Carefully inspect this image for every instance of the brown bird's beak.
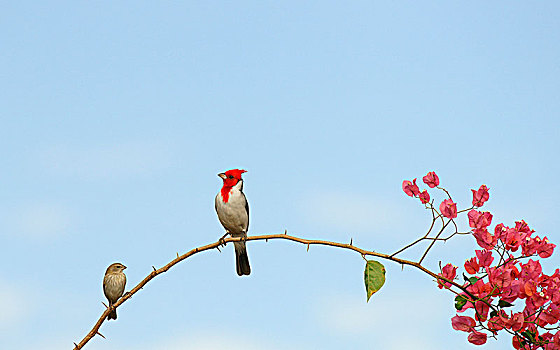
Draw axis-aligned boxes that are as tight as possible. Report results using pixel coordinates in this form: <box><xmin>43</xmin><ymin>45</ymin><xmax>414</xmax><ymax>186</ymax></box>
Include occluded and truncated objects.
<box><xmin>122</xmin><ymin>265</ymin><xmax>127</xmax><ymax>270</ymax></box>
<box><xmin>218</xmin><ymin>173</ymin><xmax>227</xmax><ymax>180</ymax></box>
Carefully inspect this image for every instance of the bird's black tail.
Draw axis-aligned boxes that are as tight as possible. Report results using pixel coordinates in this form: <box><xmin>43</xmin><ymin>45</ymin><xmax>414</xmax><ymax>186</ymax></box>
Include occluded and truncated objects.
<box><xmin>234</xmin><ymin>241</ymin><xmax>251</xmax><ymax>276</ymax></box>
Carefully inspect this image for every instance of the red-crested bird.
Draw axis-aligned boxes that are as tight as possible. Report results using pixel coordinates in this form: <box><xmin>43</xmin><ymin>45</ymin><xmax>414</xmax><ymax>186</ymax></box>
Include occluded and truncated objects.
<box><xmin>215</xmin><ymin>169</ymin><xmax>251</xmax><ymax>276</ymax></box>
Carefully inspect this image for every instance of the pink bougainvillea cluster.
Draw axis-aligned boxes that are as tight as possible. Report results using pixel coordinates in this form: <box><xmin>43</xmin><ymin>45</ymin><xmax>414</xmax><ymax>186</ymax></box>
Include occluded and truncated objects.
<box><xmin>402</xmin><ymin>172</ymin><xmax>559</xmax><ymax>349</ymax></box>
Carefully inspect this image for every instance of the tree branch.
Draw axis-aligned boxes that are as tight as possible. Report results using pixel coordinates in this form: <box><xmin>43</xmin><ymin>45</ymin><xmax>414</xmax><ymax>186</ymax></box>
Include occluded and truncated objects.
<box><xmin>72</xmin><ymin>233</ymin><xmax>484</xmax><ymax>349</ymax></box>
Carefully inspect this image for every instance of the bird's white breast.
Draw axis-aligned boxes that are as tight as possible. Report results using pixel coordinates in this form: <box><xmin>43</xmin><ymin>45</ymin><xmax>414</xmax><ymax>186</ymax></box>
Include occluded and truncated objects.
<box><xmin>215</xmin><ymin>184</ymin><xmax>248</xmax><ymax>235</ymax></box>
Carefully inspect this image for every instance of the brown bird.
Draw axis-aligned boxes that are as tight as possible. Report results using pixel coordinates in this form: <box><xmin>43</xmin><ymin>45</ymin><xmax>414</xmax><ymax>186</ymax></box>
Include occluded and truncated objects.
<box><xmin>103</xmin><ymin>262</ymin><xmax>127</xmax><ymax>320</ymax></box>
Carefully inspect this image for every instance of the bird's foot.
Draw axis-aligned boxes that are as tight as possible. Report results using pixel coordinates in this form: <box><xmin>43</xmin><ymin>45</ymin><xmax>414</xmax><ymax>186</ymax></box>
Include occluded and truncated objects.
<box><xmin>218</xmin><ymin>232</ymin><xmax>229</xmax><ymax>247</ymax></box>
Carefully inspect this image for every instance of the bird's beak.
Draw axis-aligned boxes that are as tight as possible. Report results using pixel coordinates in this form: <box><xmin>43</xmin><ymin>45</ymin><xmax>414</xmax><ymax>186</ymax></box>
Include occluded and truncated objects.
<box><xmin>218</xmin><ymin>173</ymin><xmax>227</xmax><ymax>180</ymax></box>
<box><xmin>123</xmin><ymin>265</ymin><xmax>127</xmax><ymax>270</ymax></box>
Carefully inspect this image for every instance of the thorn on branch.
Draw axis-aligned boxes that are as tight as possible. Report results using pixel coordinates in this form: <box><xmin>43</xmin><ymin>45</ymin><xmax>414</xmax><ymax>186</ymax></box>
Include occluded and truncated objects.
<box><xmin>284</xmin><ymin>229</ymin><xmax>287</xmax><ymax>235</ymax></box>
<box><xmin>306</xmin><ymin>244</ymin><xmax>310</xmax><ymax>252</ymax></box>
<box><xmin>74</xmin><ymin>342</ymin><xmax>78</xmax><ymax>348</ymax></box>
<box><xmin>152</xmin><ymin>266</ymin><xmax>157</xmax><ymax>272</ymax></box>
<box><xmin>216</xmin><ymin>246</ymin><xmax>221</xmax><ymax>252</ymax></box>
<box><xmin>102</xmin><ymin>301</ymin><xmax>108</xmax><ymax>308</ymax></box>
<box><xmin>265</xmin><ymin>238</ymin><xmax>268</xmax><ymax>242</ymax></box>
<box><xmin>177</xmin><ymin>252</ymin><xmax>179</xmax><ymax>258</ymax></box>
<box><xmin>350</xmin><ymin>238</ymin><xmax>353</xmax><ymax>246</ymax></box>
<box><xmin>96</xmin><ymin>331</ymin><xmax>106</xmax><ymax>339</ymax></box>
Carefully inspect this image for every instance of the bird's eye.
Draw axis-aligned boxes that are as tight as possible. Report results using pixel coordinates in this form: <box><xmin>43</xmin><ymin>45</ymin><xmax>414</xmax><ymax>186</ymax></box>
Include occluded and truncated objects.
<box><xmin>228</xmin><ymin>175</ymin><xmax>234</xmax><ymax>179</ymax></box>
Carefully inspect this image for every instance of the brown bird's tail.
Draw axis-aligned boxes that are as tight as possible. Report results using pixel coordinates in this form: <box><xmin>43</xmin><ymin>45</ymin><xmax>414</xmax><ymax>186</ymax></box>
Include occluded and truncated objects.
<box><xmin>234</xmin><ymin>241</ymin><xmax>251</xmax><ymax>276</ymax></box>
<box><xmin>107</xmin><ymin>303</ymin><xmax>118</xmax><ymax>320</ymax></box>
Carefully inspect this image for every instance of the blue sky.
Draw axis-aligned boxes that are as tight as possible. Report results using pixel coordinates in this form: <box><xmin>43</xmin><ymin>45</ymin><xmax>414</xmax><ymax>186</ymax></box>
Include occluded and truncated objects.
<box><xmin>1</xmin><ymin>2</ymin><xmax>559</xmax><ymax>349</ymax></box>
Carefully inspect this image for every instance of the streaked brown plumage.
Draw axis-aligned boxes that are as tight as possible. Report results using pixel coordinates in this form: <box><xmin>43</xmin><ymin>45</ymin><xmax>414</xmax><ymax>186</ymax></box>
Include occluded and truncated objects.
<box><xmin>103</xmin><ymin>262</ymin><xmax>127</xmax><ymax>320</ymax></box>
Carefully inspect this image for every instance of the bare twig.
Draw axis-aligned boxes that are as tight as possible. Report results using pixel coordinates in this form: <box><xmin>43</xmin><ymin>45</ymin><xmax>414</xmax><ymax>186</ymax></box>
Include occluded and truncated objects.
<box><xmin>390</xmin><ymin>205</ymin><xmax>439</xmax><ymax>257</ymax></box>
<box><xmin>419</xmin><ymin>219</ymin><xmax>453</xmax><ymax>264</ymax></box>
<box><xmin>437</xmin><ymin>186</ymin><xmax>453</xmax><ymax>200</ymax></box>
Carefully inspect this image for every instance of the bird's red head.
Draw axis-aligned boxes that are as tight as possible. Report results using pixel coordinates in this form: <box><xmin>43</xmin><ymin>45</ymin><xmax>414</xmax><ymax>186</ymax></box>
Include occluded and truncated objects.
<box><xmin>218</xmin><ymin>169</ymin><xmax>247</xmax><ymax>203</ymax></box>
<box><xmin>218</xmin><ymin>169</ymin><xmax>247</xmax><ymax>187</ymax></box>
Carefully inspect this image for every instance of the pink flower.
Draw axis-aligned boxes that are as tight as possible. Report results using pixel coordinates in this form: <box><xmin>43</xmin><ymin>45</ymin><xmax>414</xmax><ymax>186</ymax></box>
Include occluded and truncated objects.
<box><xmin>538</xmin><ymin>304</ymin><xmax>560</xmax><ymax>325</ymax></box>
<box><xmin>541</xmin><ymin>333</ymin><xmax>555</xmax><ymax>350</ymax></box>
<box><xmin>515</xmin><ymin>220</ymin><xmax>533</xmax><ymax>235</ymax></box>
<box><xmin>472</xmin><ymin>185</ymin><xmax>490</xmax><ymax>207</ymax></box>
<box><xmin>537</xmin><ymin>237</ymin><xmax>556</xmax><ymax>258</ymax></box>
<box><xmin>520</xmin><ymin>259</ymin><xmax>542</xmax><ymax>281</ymax></box>
<box><xmin>500</xmin><ymin>280</ymin><xmax>521</xmax><ymax>303</ymax></box>
<box><xmin>439</xmin><ymin>199</ymin><xmax>457</xmax><ymax>219</ymax></box>
<box><xmin>488</xmin><ymin>267</ymin><xmax>513</xmax><ymax>289</ymax></box>
<box><xmin>438</xmin><ymin>263</ymin><xmax>457</xmax><ymax>289</ymax></box>
<box><xmin>466</xmin><ymin>279</ymin><xmax>493</xmax><ymax>299</ymax></box>
<box><xmin>523</xmin><ymin>280</ymin><xmax>537</xmax><ymax>297</ymax></box>
<box><xmin>488</xmin><ymin>315</ymin><xmax>505</xmax><ymax>332</ymax></box>
<box><xmin>509</xmin><ymin>312</ymin><xmax>525</xmax><ymax>332</ymax></box>
<box><xmin>472</xmin><ymin>228</ymin><xmax>497</xmax><ymax>250</ymax></box>
<box><xmin>422</xmin><ymin>171</ymin><xmax>439</xmax><ymax>188</ymax></box>
<box><xmin>504</xmin><ymin>228</ymin><xmax>522</xmax><ymax>251</ymax></box>
<box><xmin>418</xmin><ymin>190</ymin><xmax>430</xmax><ymax>204</ymax></box>
<box><xmin>464</xmin><ymin>257</ymin><xmax>480</xmax><ymax>274</ymax></box>
<box><xmin>468</xmin><ymin>210</ymin><xmax>493</xmax><ymax>229</ymax></box>
<box><xmin>468</xmin><ymin>330</ymin><xmax>487</xmax><ymax>345</ymax></box>
<box><xmin>451</xmin><ymin>315</ymin><xmax>475</xmax><ymax>332</ymax></box>
<box><xmin>475</xmin><ymin>250</ymin><xmax>494</xmax><ymax>267</ymax></box>
<box><xmin>522</xmin><ymin>236</ymin><xmax>539</xmax><ymax>256</ymax></box>
<box><xmin>475</xmin><ymin>300</ymin><xmax>489</xmax><ymax>321</ymax></box>
<box><xmin>494</xmin><ymin>223</ymin><xmax>507</xmax><ymax>241</ymax></box>
<box><xmin>526</xmin><ymin>292</ymin><xmax>547</xmax><ymax>314</ymax></box>
<box><xmin>402</xmin><ymin>179</ymin><xmax>420</xmax><ymax>197</ymax></box>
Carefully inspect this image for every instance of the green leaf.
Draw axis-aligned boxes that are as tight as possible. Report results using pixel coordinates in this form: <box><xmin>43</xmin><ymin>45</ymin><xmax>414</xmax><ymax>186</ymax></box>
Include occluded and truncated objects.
<box><xmin>462</xmin><ymin>274</ymin><xmax>479</xmax><ymax>285</ymax></box>
<box><xmin>364</xmin><ymin>260</ymin><xmax>386</xmax><ymax>302</ymax></box>
<box><xmin>455</xmin><ymin>295</ymin><xmax>467</xmax><ymax>310</ymax></box>
<box><xmin>490</xmin><ymin>310</ymin><xmax>498</xmax><ymax>318</ymax></box>
<box><xmin>498</xmin><ymin>299</ymin><xmax>514</xmax><ymax>308</ymax></box>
